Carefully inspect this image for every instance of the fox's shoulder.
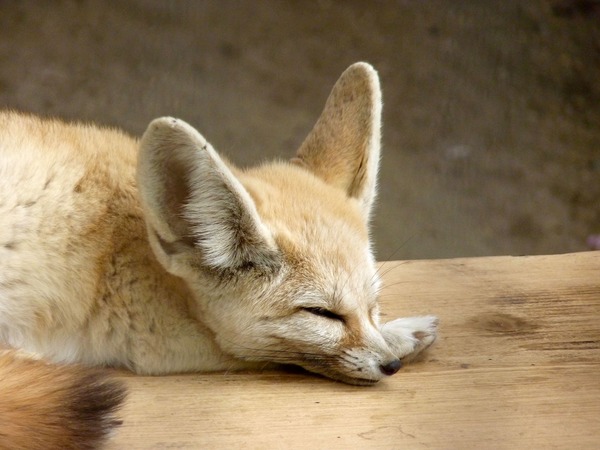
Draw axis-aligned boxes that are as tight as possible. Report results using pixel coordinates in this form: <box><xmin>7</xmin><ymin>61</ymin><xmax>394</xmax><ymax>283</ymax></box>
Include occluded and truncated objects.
<box><xmin>0</xmin><ymin>110</ymin><xmax>139</xmax><ymax>195</ymax></box>
<box><xmin>0</xmin><ymin>110</ymin><xmax>137</xmax><ymax>162</ymax></box>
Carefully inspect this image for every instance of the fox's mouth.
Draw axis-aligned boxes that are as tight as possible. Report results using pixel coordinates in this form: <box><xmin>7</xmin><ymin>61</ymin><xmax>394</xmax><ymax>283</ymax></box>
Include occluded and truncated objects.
<box><xmin>229</xmin><ymin>341</ymin><xmax>382</xmax><ymax>386</ymax></box>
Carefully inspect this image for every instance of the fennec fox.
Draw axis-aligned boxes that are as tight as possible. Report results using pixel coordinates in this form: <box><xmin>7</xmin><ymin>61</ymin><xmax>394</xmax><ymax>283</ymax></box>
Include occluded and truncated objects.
<box><xmin>0</xmin><ymin>63</ymin><xmax>437</xmax><ymax>396</ymax></box>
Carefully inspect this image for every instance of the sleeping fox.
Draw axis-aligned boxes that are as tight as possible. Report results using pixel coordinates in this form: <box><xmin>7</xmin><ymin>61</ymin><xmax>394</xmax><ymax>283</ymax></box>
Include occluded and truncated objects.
<box><xmin>0</xmin><ymin>63</ymin><xmax>437</xmax><ymax>447</ymax></box>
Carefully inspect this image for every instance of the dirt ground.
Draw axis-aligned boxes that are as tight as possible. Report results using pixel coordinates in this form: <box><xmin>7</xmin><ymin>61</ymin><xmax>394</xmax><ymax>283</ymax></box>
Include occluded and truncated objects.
<box><xmin>1</xmin><ymin>0</ymin><xmax>598</xmax><ymax>260</ymax></box>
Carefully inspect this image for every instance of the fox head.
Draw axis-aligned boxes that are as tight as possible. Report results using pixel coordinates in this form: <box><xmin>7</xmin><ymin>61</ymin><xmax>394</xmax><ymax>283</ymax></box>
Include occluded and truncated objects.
<box><xmin>137</xmin><ymin>63</ymin><xmax>402</xmax><ymax>385</ymax></box>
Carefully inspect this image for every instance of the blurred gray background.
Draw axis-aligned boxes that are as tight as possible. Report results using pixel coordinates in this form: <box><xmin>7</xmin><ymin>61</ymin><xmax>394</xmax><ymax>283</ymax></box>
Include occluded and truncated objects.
<box><xmin>1</xmin><ymin>0</ymin><xmax>598</xmax><ymax>260</ymax></box>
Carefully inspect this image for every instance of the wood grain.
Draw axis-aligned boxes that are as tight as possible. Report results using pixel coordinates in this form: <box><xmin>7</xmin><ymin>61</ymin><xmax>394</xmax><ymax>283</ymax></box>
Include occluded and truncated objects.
<box><xmin>108</xmin><ymin>252</ymin><xmax>600</xmax><ymax>449</ymax></box>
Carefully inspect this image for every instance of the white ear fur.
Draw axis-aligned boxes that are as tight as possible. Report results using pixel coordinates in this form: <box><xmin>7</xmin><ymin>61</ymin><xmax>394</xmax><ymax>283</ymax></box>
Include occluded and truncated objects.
<box><xmin>137</xmin><ymin>117</ymin><xmax>279</xmax><ymax>272</ymax></box>
<box><xmin>293</xmin><ymin>62</ymin><xmax>382</xmax><ymax>219</ymax></box>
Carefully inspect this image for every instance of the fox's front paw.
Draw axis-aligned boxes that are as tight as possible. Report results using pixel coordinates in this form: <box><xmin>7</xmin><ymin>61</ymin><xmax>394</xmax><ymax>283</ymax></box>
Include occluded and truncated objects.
<box><xmin>380</xmin><ymin>315</ymin><xmax>438</xmax><ymax>363</ymax></box>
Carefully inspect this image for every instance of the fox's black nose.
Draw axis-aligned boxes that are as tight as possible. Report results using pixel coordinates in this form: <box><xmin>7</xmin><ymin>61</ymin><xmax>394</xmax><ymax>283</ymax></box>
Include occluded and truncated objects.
<box><xmin>379</xmin><ymin>359</ymin><xmax>402</xmax><ymax>376</ymax></box>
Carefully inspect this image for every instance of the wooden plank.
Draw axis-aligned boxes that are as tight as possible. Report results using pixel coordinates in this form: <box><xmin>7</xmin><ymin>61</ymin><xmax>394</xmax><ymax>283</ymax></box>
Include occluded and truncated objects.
<box><xmin>109</xmin><ymin>252</ymin><xmax>600</xmax><ymax>449</ymax></box>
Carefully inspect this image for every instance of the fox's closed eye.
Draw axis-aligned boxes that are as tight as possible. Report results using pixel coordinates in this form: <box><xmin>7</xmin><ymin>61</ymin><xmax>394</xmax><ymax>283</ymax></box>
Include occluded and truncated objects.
<box><xmin>302</xmin><ymin>307</ymin><xmax>345</xmax><ymax>322</ymax></box>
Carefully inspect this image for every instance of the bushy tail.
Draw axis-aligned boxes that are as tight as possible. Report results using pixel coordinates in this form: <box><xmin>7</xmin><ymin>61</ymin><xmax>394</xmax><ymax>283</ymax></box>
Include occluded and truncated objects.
<box><xmin>0</xmin><ymin>350</ymin><xmax>127</xmax><ymax>450</ymax></box>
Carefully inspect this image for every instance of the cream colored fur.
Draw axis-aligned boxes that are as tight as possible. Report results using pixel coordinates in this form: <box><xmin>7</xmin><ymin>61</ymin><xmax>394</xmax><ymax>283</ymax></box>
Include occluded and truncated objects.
<box><xmin>0</xmin><ymin>62</ymin><xmax>437</xmax><ymax>386</ymax></box>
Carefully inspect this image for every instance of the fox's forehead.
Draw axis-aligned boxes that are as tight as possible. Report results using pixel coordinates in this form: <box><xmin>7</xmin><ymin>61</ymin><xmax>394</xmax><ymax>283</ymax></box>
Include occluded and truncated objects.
<box><xmin>240</xmin><ymin>162</ymin><xmax>369</xmax><ymax>241</ymax></box>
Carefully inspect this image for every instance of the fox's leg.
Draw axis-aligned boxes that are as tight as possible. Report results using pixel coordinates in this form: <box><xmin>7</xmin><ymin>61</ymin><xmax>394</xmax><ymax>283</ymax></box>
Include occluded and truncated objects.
<box><xmin>380</xmin><ymin>316</ymin><xmax>438</xmax><ymax>362</ymax></box>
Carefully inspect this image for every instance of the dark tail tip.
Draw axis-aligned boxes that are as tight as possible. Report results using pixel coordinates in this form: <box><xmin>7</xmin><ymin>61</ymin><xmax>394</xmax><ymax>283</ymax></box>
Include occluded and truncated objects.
<box><xmin>65</xmin><ymin>370</ymin><xmax>128</xmax><ymax>449</ymax></box>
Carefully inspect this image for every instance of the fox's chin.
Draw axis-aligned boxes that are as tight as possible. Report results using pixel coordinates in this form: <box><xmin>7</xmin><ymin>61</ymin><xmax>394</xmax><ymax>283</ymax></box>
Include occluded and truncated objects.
<box><xmin>302</xmin><ymin>366</ymin><xmax>381</xmax><ymax>386</ymax></box>
<box><xmin>330</xmin><ymin>374</ymin><xmax>380</xmax><ymax>386</ymax></box>
<box><xmin>276</xmin><ymin>361</ymin><xmax>381</xmax><ymax>386</ymax></box>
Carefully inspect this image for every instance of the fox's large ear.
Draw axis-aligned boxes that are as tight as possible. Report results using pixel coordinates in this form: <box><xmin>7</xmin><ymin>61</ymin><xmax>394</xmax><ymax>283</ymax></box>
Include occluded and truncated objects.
<box><xmin>137</xmin><ymin>117</ymin><xmax>280</xmax><ymax>274</ymax></box>
<box><xmin>292</xmin><ymin>62</ymin><xmax>381</xmax><ymax>219</ymax></box>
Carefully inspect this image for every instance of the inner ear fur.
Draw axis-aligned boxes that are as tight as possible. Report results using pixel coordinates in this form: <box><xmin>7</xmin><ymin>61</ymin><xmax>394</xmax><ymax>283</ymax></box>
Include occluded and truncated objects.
<box><xmin>137</xmin><ymin>117</ymin><xmax>280</xmax><ymax>272</ymax></box>
<box><xmin>293</xmin><ymin>62</ymin><xmax>382</xmax><ymax>219</ymax></box>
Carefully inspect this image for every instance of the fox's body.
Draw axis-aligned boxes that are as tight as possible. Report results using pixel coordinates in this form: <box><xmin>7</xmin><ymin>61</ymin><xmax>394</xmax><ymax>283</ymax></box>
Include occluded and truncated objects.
<box><xmin>0</xmin><ymin>112</ymin><xmax>229</xmax><ymax>373</ymax></box>
<box><xmin>0</xmin><ymin>63</ymin><xmax>436</xmax><ymax>447</ymax></box>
